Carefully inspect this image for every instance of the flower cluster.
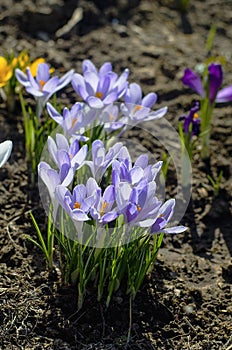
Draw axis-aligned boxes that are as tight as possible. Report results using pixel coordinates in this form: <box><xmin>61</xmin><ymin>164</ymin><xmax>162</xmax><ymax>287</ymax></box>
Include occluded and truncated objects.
<box><xmin>14</xmin><ymin>57</ymin><xmax>187</xmax><ymax>307</ymax></box>
<box><xmin>16</xmin><ymin>58</ymin><xmax>167</xmax><ymax>132</ymax></box>
<box><xmin>39</xmin><ymin>134</ymin><xmax>186</xmax><ymax>245</ymax></box>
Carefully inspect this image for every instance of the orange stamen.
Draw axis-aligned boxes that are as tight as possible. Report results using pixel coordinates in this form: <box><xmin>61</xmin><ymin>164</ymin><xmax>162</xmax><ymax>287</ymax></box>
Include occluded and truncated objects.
<box><xmin>71</xmin><ymin>117</ymin><xmax>78</xmax><ymax>128</ymax></box>
<box><xmin>39</xmin><ymin>79</ymin><xmax>46</xmax><ymax>90</ymax></box>
<box><xmin>95</xmin><ymin>91</ymin><xmax>103</xmax><ymax>99</ymax></box>
<box><xmin>134</xmin><ymin>105</ymin><xmax>142</xmax><ymax>112</ymax></box>
<box><xmin>73</xmin><ymin>202</ymin><xmax>81</xmax><ymax>209</ymax></box>
<box><xmin>193</xmin><ymin>113</ymin><xmax>199</xmax><ymax>119</ymax></box>
<box><xmin>100</xmin><ymin>201</ymin><xmax>108</xmax><ymax>216</ymax></box>
<box><xmin>137</xmin><ymin>204</ymin><xmax>141</xmax><ymax>212</ymax></box>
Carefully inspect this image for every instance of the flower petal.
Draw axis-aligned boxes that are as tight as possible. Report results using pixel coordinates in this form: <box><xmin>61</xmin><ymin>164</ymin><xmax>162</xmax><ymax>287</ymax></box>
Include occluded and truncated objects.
<box><xmin>181</xmin><ymin>68</ymin><xmax>205</xmax><ymax>97</ymax></box>
<box><xmin>216</xmin><ymin>85</ymin><xmax>232</xmax><ymax>103</ymax></box>
<box><xmin>0</xmin><ymin>140</ymin><xmax>12</xmax><ymax>167</ymax></box>
<box><xmin>208</xmin><ymin>63</ymin><xmax>223</xmax><ymax>103</ymax></box>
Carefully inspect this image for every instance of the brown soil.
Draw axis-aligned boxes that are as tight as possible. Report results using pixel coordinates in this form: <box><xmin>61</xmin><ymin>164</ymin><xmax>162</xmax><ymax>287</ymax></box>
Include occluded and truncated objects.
<box><xmin>0</xmin><ymin>1</ymin><xmax>232</xmax><ymax>349</ymax></box>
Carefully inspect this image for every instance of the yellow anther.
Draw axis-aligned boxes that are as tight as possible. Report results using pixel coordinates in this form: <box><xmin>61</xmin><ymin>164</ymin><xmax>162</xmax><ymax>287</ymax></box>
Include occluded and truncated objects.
<box><xmin>73</xmin><ymin>202</ymin><xmax>81</xmax><ymax>209</ymax></box>
<box><xmin>71</xmin><ymin>117</ymin><xmax>78</xmax><ymax>128</ymax></box>
<box><xmin>137</xmin><ymin>204</ymin><xmax>141</xmax><ymax>212</ymax></box>
<box><xmin>95</xmin><ymin>91</ymin><xmax>103</xmax><ymax>99</ymax></box>
<box><xmin>134</xmin><ymin>105</ymin><xmax>142</xmax><ymax>112</ymax></box>
<box><xmin>193</xmin><ymin>112</ymin><xmax>199</xmax><ymax>119</ymax></box>
<box><xmin>100</xmin><ymin>201</ymin><xmax>108</xmax><ymax>216</ymax></box>
<box><xmin>39</xmin><ymin>79</ymin><xmax>46</xmax><ymax>90</ymax></box>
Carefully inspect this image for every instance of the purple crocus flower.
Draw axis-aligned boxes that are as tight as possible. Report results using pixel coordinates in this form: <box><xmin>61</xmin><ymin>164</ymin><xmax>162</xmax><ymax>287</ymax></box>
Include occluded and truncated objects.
<box><xmin>38</xmin><ymin>133</ymin><xmax>88</xmax><ymax>217</ymax></box>
<box><xmin>181</xmin><ymin>63</ymin><xmax>232</xmax><ymax>104</ymax></box>
<box><xmin>115</xmin><ymin>178</ymin><xmax>161</xmax><ymax>227</ymax></box>
<box><xmin>46</xmin><ymin>102</ymin><xmax>97</xmax><ymax>136</ymax></box>
<box><xmin>72</xmin><ymin>59</ymin><xmax>129</xmax><ymax>109</ymax></box>
<box><xmin>47</xmin><ymin>133</ymin><xmax>88</xmax><ymax>171</ymax></box>
<box><xmin>98</xmin><ymin>104</ymin><xmax>124</xmax><ymax>132</ymax></box>
<box><xmin>55</xmin><ymin>182</ymin><xmax>96</xmax><ymax>222</ymax></box>
<box><xmin>150</xmin><ymin>199</ymin><xmax>187</xmax><ymax>234</ymax></box>
<box><xmin>86</xmin><ymin>178</ymin><xmax>118</xmax><ymax>224</ymax></box>
<box><xmin>85</xmin><ymin>140</ymin><xmax>123</xmax><ymax>181</ymax></box>
<box><xmin>179</xmin><ymin>101</ymin><xmax>201</xmax><ymax>137</ymax></box>
<box><xmin>16</xmin><ymin>63</ymin><xmax>74</xmax><ymax>117</ymax></box>
<box><xmin>120</xmin><ymin>82</ymin><xmax>168</xmax><ymax>125</ymax></box>
<box><xmin>112</xmin><ymin>151</ymin><xmax>163</xmax><ymax>186</ymax></box>
<box><xmin>38</xmin><ymin>159</ymin><xmax>75</xmax><ymax>219</ymax></box>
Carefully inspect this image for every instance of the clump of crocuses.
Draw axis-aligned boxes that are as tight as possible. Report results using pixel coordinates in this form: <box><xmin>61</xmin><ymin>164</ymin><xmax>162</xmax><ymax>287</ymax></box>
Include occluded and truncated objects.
<box><xmin>38</xmin><ymin>132</ymin><xmax>186</xmax><ymax>308</ymax></box>
<box><xmin>182</xmin><ymin>62</ymin><xmax>232</xmax><ymax>159</ymax></box>
<box><xmin>17</xmin><ymin>58</ymin><xmax>187</xmax><ymax>309</ymax></box>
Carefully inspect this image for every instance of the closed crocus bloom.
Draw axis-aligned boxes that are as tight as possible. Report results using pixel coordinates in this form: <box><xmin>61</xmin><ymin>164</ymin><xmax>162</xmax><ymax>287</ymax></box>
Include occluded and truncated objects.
<box><xmin>0</xmin><ymin>57</ymin><xmax>14</xmax><ymax>88</ymax></box>
<box><xmin>0</xmin><ymin>140</ymin><xmax>13</xmax><ymax>167</ymax></box>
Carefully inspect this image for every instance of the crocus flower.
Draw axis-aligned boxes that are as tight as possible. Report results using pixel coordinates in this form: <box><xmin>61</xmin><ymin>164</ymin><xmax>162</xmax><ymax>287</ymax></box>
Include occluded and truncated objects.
<box><xmin>38</xmin><ymin>159</ymin><xmax>76</xmax><ymax>220</ymax></box>
<box><xmin>72</xmin><ymin>59</ymin><xmax>129</xmax><ymax>109</ymax></box>
<box><xmin>181</xmin><ymin>63</ymin><xmax>232</xmax><ymax>104</ymax></box>
<box><xmin>179</xmin><ymin>101</ymin><xmax>201</xmax><ymax>137</ymax></box>
<box><xmin>115</xmin><ymin>179</ymin><xmax>161</xmax><ymax>227</ymax></box>
<box><xmin>98</xmin><ymin>104</ymin><xmax>124</xmax><ymax>132</ymax></box>
<box><xmin>86</xmin><ymin>178</ymin><xmax>118</xmax><ymax>224</ymax></box>
<box><xmin>15</xmin><ymin>63</ymin><xmax>74</xmax><ymax>117</ymax></box>
<box><xmin>150</xmin><ymin>199</ymin><xmax>187</xmax><ymax>234</ymax></box>
<box><xmin>47</xmin><ymin>102</ymin><xmax>97</xmax><ymax>136</ymax></box>
<box><xmin>0</xmin><ymin>57</ymin><xmax>14</xmax><ymax>88</ymax></box>
<box><xmin>39</xmin><ymin>134</ymin><xmax>86</xmax><ymax>199</ymax></box>
<box><xmin>47</xmin><ymin>133</ymin><xmax>88</xmax><ymax>171</ymax></box>
<box><xmin>85</xmin><ymin>140</ymin><xmax>123</xmax><ymax>181</ymax></box>
<box><xmin>0</xmin><ymin>140</ymin><xmax>13</xmax><ymax>167</ymax></box>
<box><xmin>112</xmin><ymin>151</ymin><xmax>163</xmax><ymax>186</ymax></box>
<box><xmin>120</xmin><ymin>82</ymin><xmax>168</xmax><ymax>125</ymax></box>
<box><xmin>55</xmin><ymin>179</ymin><xmax>97</xmax><ymax>222</ymax></box>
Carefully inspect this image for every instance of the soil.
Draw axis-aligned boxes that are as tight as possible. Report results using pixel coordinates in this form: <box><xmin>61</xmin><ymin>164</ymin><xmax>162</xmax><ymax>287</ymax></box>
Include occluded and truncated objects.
<box><xmin>0</xmin><ymin>0</ymin><xmax>232</xmax><ymax>349</ymax></box>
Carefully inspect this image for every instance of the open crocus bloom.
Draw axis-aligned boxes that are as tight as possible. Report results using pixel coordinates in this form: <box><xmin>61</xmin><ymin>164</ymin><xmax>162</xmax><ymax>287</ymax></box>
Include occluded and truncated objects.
<box><xmin>72</xmin><ymin>59</ymin><xmax>129</xmax><ymax>109</ymax></box>
<box><xmin>120</xmin><ymin>82</ymin><xmax>168</xmax><ymax>125</ymax></box>
<box><xmin>0</xmin><ymin>140</ymin><xmax>13</xmax><ymax>167</ymax></box>
<box><xmin>15</xmin><ymin>63</ymin><xmax>74</xmax><ymax>118</ymax></box>
<box><xmin>179</xmin><ymin>101</ymin><xmax>201</xmax><ymax>137</ymax></box>
<box><xmin>182</xmin><ymin>63</ymin><xmax>232</xmax><ymax>104</ymax></box>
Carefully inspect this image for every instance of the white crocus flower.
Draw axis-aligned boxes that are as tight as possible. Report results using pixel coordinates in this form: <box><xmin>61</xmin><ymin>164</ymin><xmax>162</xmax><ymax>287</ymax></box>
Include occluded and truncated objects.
<box><xmin>0</xmin><ymin>140</ymin><xmax>12</xmax><ymax>167</ymax></box>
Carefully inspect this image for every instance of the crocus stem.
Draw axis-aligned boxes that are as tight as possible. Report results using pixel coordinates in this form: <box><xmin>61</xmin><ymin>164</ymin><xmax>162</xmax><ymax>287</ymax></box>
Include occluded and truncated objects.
<box><xmin>200</xmin><ymin>99</ymin><xmax>214</xmax><ymax>159</ymax></box>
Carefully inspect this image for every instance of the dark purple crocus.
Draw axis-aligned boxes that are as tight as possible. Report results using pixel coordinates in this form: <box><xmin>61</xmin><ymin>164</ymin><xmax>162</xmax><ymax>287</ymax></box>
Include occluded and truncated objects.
<box><xmin>179</xmin><ymin>101</ymin><xmax>201</xmax><ymax>137</ymax></box>
<box><xmin>182</xmin><ymin>63</ymin><xmax>232</xmax><ymax>104</ymax></box>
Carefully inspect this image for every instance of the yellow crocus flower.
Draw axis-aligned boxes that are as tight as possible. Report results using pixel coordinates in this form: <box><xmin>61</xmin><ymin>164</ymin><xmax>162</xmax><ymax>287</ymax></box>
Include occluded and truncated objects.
<box><xmin>0</xmin><ymin>56</ymin><xmax>13</xmax><ymax>88</ymax></box>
